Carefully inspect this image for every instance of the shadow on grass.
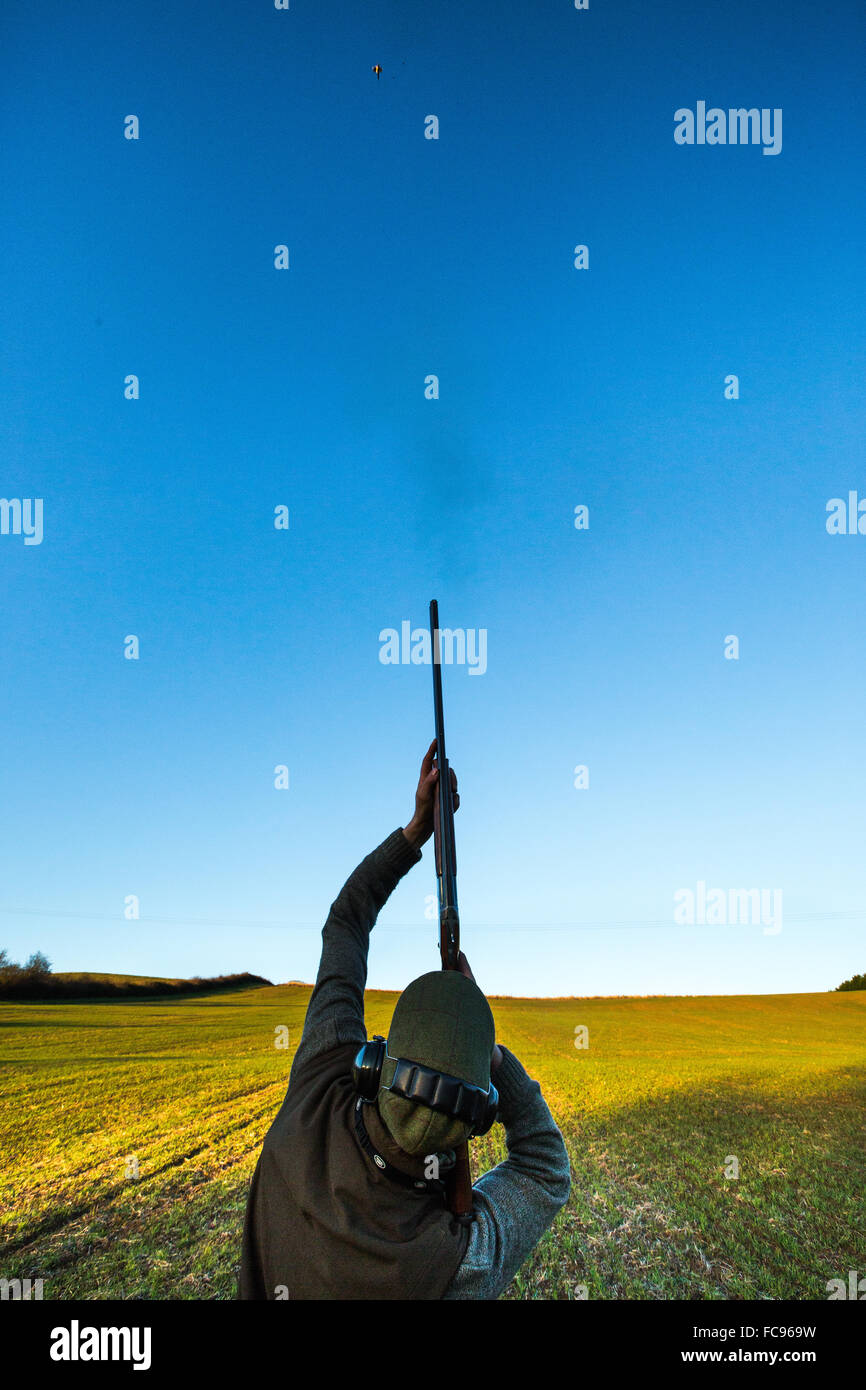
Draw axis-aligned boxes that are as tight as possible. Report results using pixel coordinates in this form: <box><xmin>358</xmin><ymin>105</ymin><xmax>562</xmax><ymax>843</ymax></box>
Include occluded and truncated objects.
<box><xmin>493</xmin><ymin>1064</ymin><xmax>866</xmax><ymax>1300</ymax></box>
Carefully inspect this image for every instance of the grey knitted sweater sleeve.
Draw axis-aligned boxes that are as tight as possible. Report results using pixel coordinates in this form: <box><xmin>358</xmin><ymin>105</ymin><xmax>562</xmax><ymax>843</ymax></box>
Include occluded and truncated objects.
<box><xmin>442</xmin><ymin>1044</ymin><xmax>571</xmax><ymax>1300</ymax></box>
<box><xmin>290</xmin><ymin>827</ymin><xmax>422</xmax><ymax>1077</ymax></box>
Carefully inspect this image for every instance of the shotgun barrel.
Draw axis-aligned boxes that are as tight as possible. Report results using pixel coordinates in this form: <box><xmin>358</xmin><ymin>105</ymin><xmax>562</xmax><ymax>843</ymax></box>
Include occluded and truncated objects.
<box><xmin>429</xmin><ymin>599</ymin><xmax>460</xmax><ymax>971</ymax></box>
<box><xmin>429</xmin><ymin>599</ymin><xmax>474</xmax><ymax>1221</ymax></box>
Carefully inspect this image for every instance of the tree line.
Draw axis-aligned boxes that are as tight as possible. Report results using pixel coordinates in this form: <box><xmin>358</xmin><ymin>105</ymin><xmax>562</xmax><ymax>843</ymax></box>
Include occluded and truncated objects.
<box><xmin>0</xmin><ymin>949</ymin><xmax>271</xmax><ymax>1000</ymax></box>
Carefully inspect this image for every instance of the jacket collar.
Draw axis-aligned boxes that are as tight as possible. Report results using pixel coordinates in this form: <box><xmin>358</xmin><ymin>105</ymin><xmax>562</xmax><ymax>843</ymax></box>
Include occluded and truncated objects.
<box><xmin>354</xmin><ymin>1100</ymin><xmax>453</xmax><ymax>1193</ymax></box>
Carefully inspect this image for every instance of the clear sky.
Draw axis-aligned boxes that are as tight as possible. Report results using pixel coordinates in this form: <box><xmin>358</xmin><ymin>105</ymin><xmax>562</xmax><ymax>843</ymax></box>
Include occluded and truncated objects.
<box><xmin>1</xmin><ymin>1</ymin><xmax>864</xmax><ymax>997</ymax></box>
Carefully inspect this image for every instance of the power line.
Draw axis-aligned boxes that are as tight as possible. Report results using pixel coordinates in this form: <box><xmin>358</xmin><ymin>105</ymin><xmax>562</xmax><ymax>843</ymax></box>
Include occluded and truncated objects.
<box><xmin>1</xmin><ymin>905</ymin><xmax>864</xmax><ymax>933</ymax></box>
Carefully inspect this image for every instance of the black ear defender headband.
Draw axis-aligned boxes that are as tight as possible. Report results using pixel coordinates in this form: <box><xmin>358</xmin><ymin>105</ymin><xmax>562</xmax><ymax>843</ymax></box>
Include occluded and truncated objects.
<box><xmin>352</xmin><ymin>1035</ymin><xmax>499</xmax><ymax>1139</ymax></box>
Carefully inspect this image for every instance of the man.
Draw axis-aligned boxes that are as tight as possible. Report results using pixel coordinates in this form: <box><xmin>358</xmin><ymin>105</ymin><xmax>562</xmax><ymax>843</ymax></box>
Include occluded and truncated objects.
<box><xmin>238</xmin><ymin>742</ymin><xmax>571</xmax><ymax>1299</ymax></box>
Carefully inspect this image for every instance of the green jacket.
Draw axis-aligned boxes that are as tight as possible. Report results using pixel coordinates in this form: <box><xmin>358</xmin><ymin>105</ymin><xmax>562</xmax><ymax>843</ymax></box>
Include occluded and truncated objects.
<box><xmin>237</xmin><ymin>829</ymin><xmax>571</xmax><ymax>1299</ymax></box>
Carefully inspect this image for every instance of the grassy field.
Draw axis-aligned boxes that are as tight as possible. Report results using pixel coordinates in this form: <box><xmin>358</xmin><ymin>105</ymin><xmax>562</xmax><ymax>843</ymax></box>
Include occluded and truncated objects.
<box><xmin>1</xmin><ymin>983</ymin><xmax>863</xmax><ymax>1300</ymax></box>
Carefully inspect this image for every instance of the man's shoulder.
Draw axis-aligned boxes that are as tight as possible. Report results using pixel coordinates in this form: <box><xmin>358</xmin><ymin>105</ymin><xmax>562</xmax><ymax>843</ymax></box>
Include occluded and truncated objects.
<box><xmin>263</xmin><ymin>1042</ymin><xmax>358</xmax><ymax>1160</ymax></box>
<box><xmin>285</xmin><ymin>1039</ymin><xmax>360</xmax><ymax>1102</ymax></box>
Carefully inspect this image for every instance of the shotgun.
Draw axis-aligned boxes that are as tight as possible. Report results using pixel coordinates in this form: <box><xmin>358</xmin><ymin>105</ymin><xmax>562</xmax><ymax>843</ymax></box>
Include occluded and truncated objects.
<box><xmin>429</xmin><ymin>598</ymin><xmax>474</xmax><ymax>1222</ymax></box>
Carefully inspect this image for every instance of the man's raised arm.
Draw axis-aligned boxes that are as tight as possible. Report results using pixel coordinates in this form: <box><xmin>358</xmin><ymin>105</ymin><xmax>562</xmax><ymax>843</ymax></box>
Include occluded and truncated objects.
<box><xmin>289</xmin><ymin>743</ymin><xmax>444</xmax><ymax>1076</ymax></box>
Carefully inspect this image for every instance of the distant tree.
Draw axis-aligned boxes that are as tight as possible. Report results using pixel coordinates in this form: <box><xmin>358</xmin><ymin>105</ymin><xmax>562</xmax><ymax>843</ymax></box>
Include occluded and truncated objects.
<box><xmin>23</xmin><ymin>951</ymin><xmax>52</xmax><ymax>977</ymax></box>
<box><xmin>836</xmin><ymin>971</ymin><xmax>866</xmax><ymax>992</ymax></box>
<box><xmin>0</xmin><ymin>949</ymin><xmax>21</xmax><ymax>979</ymax></box>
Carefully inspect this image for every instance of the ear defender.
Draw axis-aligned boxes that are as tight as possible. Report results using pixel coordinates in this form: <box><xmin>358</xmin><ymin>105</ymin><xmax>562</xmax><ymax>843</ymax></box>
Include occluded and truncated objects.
<box><xmin>352</xmin><ymin>1034</ymin><xmax>499</xmax><ymax>1138</ymax></box>
<box><xmin>470</xmin><ymin>1084</ymin><xmax>499</xmax><ymax>1138</ymax></box>
<box><xmin>352</xmin><ymin>1035</ymin><xmax>387</xmax><ymax>1100</ymax></box>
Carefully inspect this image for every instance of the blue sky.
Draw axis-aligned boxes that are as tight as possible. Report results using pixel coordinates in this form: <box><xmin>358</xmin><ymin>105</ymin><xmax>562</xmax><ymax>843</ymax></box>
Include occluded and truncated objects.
<box><xmin>1</xmin><ymin>0</ymin><xmax>864</xmax><ymax>997</ymax></box>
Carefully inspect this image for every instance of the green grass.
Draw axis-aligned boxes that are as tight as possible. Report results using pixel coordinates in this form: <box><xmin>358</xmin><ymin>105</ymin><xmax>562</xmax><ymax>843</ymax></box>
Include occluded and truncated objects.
<box><xmin>1</xmin><ymin>985</ymin><xmax>863</xmax><ymax>1299</ymax></box>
